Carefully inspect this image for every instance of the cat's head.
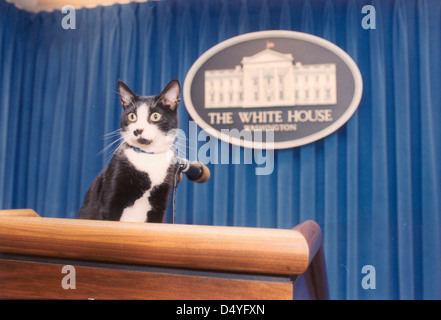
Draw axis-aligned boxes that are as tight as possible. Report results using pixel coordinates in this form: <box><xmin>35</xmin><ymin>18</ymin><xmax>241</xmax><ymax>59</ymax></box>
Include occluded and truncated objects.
<box><xmin>117</xmin><ymin>80</ymin><xmax>180</xmax><ymax>154</ymax></box>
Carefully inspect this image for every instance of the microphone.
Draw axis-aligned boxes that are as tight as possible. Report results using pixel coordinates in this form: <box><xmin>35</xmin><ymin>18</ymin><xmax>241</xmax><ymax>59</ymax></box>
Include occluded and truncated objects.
<box><xmin>171</xmin><ymin>158</ymin><xmax>210</xmax><ymax>224</ymax></box>
<box><xmin>176</xmin><ymin>158</ymin><xmax>210</xmax><ymax>183</ymax></box>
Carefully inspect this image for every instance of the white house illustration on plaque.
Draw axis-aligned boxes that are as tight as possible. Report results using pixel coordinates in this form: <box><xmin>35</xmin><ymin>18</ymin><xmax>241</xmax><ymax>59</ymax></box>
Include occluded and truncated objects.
<box><xmin>204</xmin><ymin>42</ymin><xmax>337</xmax><ymax>108</ymax></box>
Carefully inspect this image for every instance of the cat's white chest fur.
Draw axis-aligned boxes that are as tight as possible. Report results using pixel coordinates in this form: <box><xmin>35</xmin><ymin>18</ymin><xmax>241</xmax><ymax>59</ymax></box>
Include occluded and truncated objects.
<box><xmin>124</xmin><ymin>148</ymin><xmax>173</xmax><ymax>185</ymax></box>
<box><xmin>119</xmin><ymin>148</ymin><xmax>173</xmax><ymax>222</ymax></box>
<box><xmin>120</xmin><ymin>189</ymin><xmax>152</xmax><ymax>222</ymax></box>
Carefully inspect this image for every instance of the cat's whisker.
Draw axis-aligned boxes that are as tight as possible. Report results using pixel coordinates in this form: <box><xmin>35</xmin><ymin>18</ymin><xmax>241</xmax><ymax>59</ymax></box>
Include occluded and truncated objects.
<box><xmin>98</xmin><ymin>136</ymin><xmax>125</xmax><ymax>156</ymax></box>
<box><xmin>98</xmin><ymin>142</ymin><xmax>120</xmax><ymax>158</ymax></box>
<box><xmin>105</xmin><ymin>141</ymin><xmax>125</xmax><ymax>166</ymax></box>
<box><xmin>173</xmin><ymin>139</ymin><xmax>194</xmax><ymax>147</ymax></box>
<box><xmin>104</xmin><ymin>139</ymin><xmax>127</xmax><ymax>166</ymax></box>
<box><xmin>103</xmin><ymin>134</ymin><xmax>122</xmax><ymax>141</ymax></box>
<box><xmin>173</xmin><ymin>143</ymin><xmax>197</xmax><ymax>153</ymax></box>
<box><xmin>103</xmin><ymin>128</ymin><xmax>122</xmax><ymax>138</ymax></box>
<box><xmin>169</xmin><ymin>133</ymin><xmax>192</xmax><ymax>146</ymax></box>
<box><xmin>174</xmin><ymin>131</ymin><xmax>191</xmax><ymax>141</ymax></box>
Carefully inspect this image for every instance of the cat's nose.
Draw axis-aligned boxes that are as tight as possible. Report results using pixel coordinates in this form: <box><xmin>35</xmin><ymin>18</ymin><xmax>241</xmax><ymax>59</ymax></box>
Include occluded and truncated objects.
<box><xmin>133</xmin><ymin>129</ymin><xmax>144</xmax><ymax>136</ymax></box>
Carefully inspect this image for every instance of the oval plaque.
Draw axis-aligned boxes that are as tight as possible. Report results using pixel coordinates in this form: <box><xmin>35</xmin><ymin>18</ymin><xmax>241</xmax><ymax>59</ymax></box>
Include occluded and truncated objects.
<box><xmin>184</xmin><ymin>30</ymin><xmax>363</xmax><ymax>149</ymax></box>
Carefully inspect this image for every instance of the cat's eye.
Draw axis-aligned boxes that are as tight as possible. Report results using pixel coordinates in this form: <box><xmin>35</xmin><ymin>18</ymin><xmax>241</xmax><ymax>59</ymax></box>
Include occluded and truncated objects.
<box><xmin>150</xmin><ymin>112</ymin><xmax>162</xmax><ymax>122</ymax></box>
<box><xmin>128</xmin><ymin>113</ymin><xmax>137</xmax><ymax>122</ymax></box>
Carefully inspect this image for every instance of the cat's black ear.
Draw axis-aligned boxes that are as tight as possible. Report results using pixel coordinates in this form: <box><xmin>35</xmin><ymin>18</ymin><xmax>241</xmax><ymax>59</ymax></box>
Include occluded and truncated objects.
<box><xmin>158</xmin><ymin>79</ymin><xmax>181</xmax><ymax>111</ymax></box>
<box><xmin>118</xmin><ymin>80</ymin><xmax>136</xmax><ymax>109</ymax></box>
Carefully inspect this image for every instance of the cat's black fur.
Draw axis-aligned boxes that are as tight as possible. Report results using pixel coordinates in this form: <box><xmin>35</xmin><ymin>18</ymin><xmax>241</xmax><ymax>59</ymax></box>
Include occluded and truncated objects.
<box><xmin>77</xmin><ymin>80</ymin><xmax>180</xmax><ymax>223</ymax></box>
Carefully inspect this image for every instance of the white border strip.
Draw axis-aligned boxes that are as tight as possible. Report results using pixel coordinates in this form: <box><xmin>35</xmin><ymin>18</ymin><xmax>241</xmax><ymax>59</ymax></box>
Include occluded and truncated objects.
<box><xmin>6</xmin><ymin>0</ymin><xmax>153</xmax><ymax>13</ymax></box>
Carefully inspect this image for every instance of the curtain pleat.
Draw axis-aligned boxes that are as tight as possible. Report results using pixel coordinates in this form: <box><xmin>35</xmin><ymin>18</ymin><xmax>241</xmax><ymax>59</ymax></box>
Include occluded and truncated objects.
<box><xmin>393</xmin><ymin>0</ymin><xmax>414</xmax><ymax>300</ymax></box>
<box><xmin>1</xmin><ymin>0</ymin><xmax>440</xmax><ymax>300</ymax></box>
<box><xmin>344</xmin><ymin>0</ymin><xmax>361</xmax><ymax>300</ymax></box>
<box><xmin>418</xmin><ymin>0</ymin><xmax>441</xmax><ymax>300</ymax></box>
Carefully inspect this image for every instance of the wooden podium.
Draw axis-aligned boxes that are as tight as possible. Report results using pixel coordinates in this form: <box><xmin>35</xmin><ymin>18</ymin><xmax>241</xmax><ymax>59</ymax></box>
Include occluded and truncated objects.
<box><xmin>0</xmin><ymin>209</ymin><xmax>329</xmax><ymax>300</ymax></box>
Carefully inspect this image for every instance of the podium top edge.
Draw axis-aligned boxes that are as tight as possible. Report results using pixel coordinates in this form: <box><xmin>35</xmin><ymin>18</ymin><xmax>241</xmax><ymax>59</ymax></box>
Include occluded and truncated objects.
<box><xmin>0</xmin><ymin>210</ymin><xmax>322</xmax><ymax>276</ymax></box>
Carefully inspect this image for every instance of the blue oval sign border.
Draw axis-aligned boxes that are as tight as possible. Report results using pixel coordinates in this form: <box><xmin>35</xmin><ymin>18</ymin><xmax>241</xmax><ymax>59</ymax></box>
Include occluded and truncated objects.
<box><xmin>184</xmin><ymin>30</ymin><xmax>363</xmax><ymax>149</ymax></box>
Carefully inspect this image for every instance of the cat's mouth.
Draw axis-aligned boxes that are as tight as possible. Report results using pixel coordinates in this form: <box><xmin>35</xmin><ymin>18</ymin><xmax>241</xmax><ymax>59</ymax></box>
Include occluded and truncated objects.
<box><xmin>137</xmin><ymin>138</ymin><xmax>152</xmax><ymax>145</ymax></box>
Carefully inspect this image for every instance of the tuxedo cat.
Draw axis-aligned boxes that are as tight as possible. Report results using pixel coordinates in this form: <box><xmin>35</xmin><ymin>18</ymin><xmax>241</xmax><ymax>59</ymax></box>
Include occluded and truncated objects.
<box><xmin>77</xmin><ymin>80</ymin><xmax>180</xmax><ymax>223</ymax></box>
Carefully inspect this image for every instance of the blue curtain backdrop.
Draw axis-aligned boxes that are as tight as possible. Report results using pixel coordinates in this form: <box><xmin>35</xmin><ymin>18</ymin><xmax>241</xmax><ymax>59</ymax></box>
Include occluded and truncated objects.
<box><xmin>0</xmin><ymin>0</ymin><xmax>440</xmax><ymax>300</ymax></box>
